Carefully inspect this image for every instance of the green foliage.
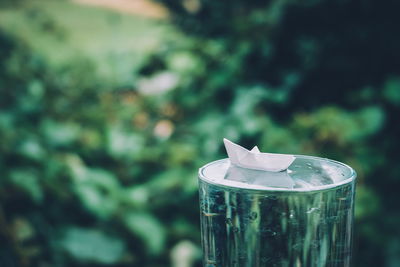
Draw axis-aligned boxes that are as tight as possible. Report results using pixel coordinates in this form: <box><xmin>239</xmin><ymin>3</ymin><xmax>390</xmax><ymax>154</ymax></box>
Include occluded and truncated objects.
<box><xmin>383</xmin><ymin>78</ymin><xmax>400</xmax><ymax>106</ymax></box>
<box><xmin>151</xmin><ymin>0</ymin><xmax>400</xmax><ymax>266</ymax></box>
<box><xmin>61</xmin><ymin>227</ymin><xmax>126</xmax><ymax>264</ymax></box>
<box><xmin>123</xmin><ymin>212</ymin><xmax>166</xmax><ymax>255</ymax></box>
<box><xmin>9</xmin><ymin>169</ymin><xmax>43</xmax><ymax>203</ymax></box>
<box><xmin>0</xmin><ymin>0</ymin><xmax>399</xmax><ymax>266</ymax></box>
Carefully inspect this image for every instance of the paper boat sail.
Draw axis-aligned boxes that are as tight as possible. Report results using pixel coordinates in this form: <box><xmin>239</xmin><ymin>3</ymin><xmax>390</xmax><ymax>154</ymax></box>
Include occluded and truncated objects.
<box><xmin>223</xmin><ymin>138</ymin><xmax>295</xmax><ymax>172</ymax></box>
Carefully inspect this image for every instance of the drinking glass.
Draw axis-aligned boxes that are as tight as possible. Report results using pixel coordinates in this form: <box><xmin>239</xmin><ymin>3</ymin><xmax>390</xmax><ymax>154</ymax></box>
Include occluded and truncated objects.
<box><xmin>198</xmin><ymin>156</ymin><xmax>356</xmax><ymax>267</ymax></box>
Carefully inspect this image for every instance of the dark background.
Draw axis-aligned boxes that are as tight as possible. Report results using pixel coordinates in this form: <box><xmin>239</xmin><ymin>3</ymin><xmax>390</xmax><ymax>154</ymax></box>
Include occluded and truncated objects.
<box><xmin>0</xmin><ymin>0</ymin><xmax>399</xmax><ymax>266</ymax></box>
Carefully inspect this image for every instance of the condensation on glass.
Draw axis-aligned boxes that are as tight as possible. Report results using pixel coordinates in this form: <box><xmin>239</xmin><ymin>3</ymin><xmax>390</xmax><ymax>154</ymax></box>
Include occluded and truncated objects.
<box><xmin>198</xmin><ymin>156</ymin><xmax>356</xmax><ymax>267</ymax></box>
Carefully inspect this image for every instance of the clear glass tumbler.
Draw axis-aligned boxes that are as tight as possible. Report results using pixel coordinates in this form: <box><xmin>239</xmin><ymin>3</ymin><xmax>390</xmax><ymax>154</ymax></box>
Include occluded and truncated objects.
<box><xmin>198</xmin><ymin>155</ymin><xmax>356</xmax><ymax>267</ymax></box>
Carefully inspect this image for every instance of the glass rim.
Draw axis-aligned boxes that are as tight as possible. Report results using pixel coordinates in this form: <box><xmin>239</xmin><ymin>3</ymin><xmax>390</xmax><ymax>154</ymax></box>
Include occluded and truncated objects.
<box><xmin>198</xmin><ymin>155</ymin><xmax>357</xmax><ymax>193</ymax></box>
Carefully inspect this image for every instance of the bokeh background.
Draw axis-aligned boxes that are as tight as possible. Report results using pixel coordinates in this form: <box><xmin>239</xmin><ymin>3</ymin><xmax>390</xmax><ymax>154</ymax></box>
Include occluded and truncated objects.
<box><xmin>0</xmin><ymin>0</ymin><xmax>399</xmax><ymax>266</ymax></box>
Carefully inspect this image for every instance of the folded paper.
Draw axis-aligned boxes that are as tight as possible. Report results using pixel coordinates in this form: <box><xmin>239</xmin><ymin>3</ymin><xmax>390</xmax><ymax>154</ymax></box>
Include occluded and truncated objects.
<box><xmin>223</xmin><ymin>138</ymin><xmax>295</xmax><ymax>172</ymax></box>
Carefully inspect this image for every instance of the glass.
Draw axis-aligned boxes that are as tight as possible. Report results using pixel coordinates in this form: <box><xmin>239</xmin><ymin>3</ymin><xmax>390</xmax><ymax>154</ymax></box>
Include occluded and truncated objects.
<box><xmin>198</xmin><ymin>156</ymin><xmax>356</xmax><ymax>267</ymax></box>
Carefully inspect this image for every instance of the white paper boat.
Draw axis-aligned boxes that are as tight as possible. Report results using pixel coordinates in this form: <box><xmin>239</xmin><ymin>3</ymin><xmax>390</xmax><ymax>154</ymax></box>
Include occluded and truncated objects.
<box><xmin>223</xmin><ymin>138</ymin><xmax>295</xmax><ymax>172</ymax></box>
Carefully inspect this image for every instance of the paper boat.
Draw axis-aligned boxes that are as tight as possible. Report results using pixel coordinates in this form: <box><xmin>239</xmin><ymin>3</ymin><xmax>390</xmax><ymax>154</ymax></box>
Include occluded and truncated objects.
<box><xmin>223</xmin><ymin>138</ymin><xmax>295</xmax><ymax>172</ymax></box>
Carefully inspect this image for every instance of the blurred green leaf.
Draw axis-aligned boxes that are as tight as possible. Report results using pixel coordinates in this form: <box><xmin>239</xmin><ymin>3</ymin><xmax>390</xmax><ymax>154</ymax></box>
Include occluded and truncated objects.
<box><xmin>67</xmin><ymin>156</ymin><xmax>121</xmax><ymax>218</ymax></box>
<box><xmin>166</xmin><ymin>51</ymin><xmax>205</xmax><ymax>75</ymax></box>
<box><xmin>28</xmin><ymin>79</ymin><xmax>45</xmax><ymax>99</ymax></box>
<box><xmin>355</xmin><ymin>106</ymin><xmax>385</xmax><ymax>137</ymax></box>
<box><xmin>107</xmin><ymin>125</ymin><xmax>145</xmax><ymax>159</ymax></box>
<box><xmin>383</xmin><ymin>78</ymin><xmax>400</xmax><ymax>106</ymax></box>
<box><xmin>61</xmin><ymin>227</ymin><xmax>125</xmax><ymax>264</ymax></box>
<box><xmin>123</xmin><ymin>186</ymin><xmax>149</xmax><ymax>207</ymax></box>
<box><xmin>74</xmin><ymin>184</ymin><xmax>119</xmax><ymax>219</ymax></box>
<box><xmin>42</xmin><ymin>119</ymin><xmax>80</xmax><ymax>147</ymax></box>
<box><xmin>355</xmin><ymin>185</ymin><xmax>381</xmax><ymax>220</ymax></box>
<box><xmin>17</xmin><ymin>138</ymin><xmax>45</xmax><ymax>161</ymax></box>
<box><xmin>166</xmin><ymin>143</ymin><xmax>197</xmax><ymax>166</ymax></box>
<box><xmin>123</xmin><ymin>212</ymin><xmax>166</xmax><ymax>255</ymax></box>
<box><xmin>9</xmin><ymin>170</ymin><xmax>43</xmax><ymax>203</ymax></box>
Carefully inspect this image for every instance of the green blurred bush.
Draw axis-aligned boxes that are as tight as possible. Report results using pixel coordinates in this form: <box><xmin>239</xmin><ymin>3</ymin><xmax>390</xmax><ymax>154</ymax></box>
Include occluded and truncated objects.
<box><xmin>0</xmin><ymin>30</ymin><xmax>197</xmax><ymax>266</ymax></box>
<box><xmin>150</xmin><ymin>0</ymin><xmax>400</xmax><ymax>265</ymax></box>
<box><xmin>0</xmin><ymin>0</ymin><xmax>400</xmax><ymax>266</ymax></box>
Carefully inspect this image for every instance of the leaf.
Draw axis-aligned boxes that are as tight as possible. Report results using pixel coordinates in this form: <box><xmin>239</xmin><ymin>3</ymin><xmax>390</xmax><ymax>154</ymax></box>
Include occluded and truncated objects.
<box><xmin>166</xmin><ymin>51</ymin><xmax>205</xmax><ymax>75</ymax></box>
<box><xmin>67</xmin><ymin>156</ymin><xmax>121</xmax><ymax>218</ymax></box>
<box><xmin>107</xmin><ymin>125</ymin><xmax>145</xmax><ymax>159</ymax></box>
<box><xmin>356</xmin><ymin>106</ymin><xmax>385</xmax><ymax>136</ymax></box>
<box><xmin>123</xmin><ymin>186</ymin><xmax>149</xmax><ymax>207</ymax></box>
<box><xmin>355</xmin><ymin>185</ymin><xmax>380</xmax><ymax>220</ymax></box>
<box><xmin>231</xmin><ymin>87</ymin><xmax>267</xmax><ymax>117</ymax></box>
<box><xmin>123</xmin><ymin>212</ymin><xmax>166</xmax><ymax>255</ymax></box>
<box><xmin>74</xmin><ymin>184</ymin><xmax>118</xmax><ymax>219</ymax></box>
<box><xmin>42</xmin><ymin>119</ymin><xmax>80</xmax><ymax>147</ymax></box>
<box><xmin>383</xmin><ymin>78</ymin><xmax>400</xmax><ymax>106</ymax></box>
<box><xmin>75</xmin><ymin>169</ymin><xmax>120</xmax><ymax>218</ymax></box>
<box><xmin>61</xmin><ymin>227</ymin><xmax>125</xmax><ymax>264</ymax></box>
<box><xmin>17</xmin><ymin>138</ymin><xmax>45</xmax><ymax>161</ymax></box>
<box><xmin>137</xmin><ymin>71</ymin><xmax>179</xmax><ymax>95</ymax></box>
<box><xmin>9</xmin><ymin>170</ymin><xmax>43</xmax><ymax>203</ymax></box>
